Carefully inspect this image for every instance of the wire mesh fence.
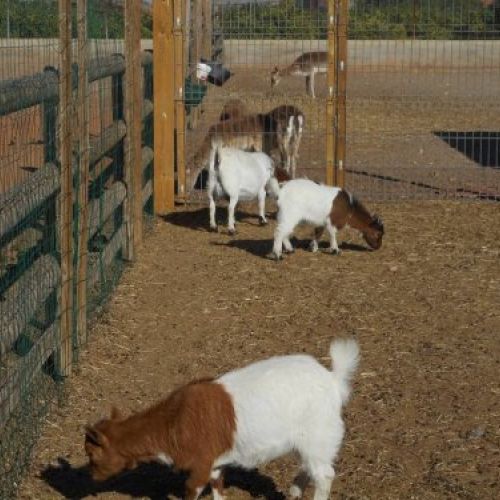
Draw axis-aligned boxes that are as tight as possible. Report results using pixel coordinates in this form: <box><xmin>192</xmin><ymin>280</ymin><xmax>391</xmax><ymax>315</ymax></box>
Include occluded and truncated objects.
<box><xmin>185</xmin><ymin>0</ymin><xmax>336</xmax><ymax>200</ymax></box>
<box><xmin>182</xmin><ymin>0</ymin><xmax>500</xmax><ymax>205</ymax></box>
<box><xmin>0</xmin><ymin>1</ymin><xmax>153</xmax><ymax>496</ymax></box>
<box><xmin>345</xmin><ymin>0</ymin><xmax>500</xmax><ymax>200</ymax></box>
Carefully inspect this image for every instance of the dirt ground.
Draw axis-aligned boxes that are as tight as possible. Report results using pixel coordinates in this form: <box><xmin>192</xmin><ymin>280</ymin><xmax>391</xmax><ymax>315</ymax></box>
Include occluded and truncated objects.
<box><xmin>185</xmin><ymin>67</ymin><xmax>500</xmax><ymax>202</ymax></box>
<box><xmin>18</xmin><ymin>200</ymin><xmax>500</xmax><ymax>500</ymax></box>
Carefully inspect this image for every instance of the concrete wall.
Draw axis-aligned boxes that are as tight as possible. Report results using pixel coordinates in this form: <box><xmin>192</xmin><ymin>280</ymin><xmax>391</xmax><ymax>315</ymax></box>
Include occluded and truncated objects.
<box><xmin>223</xmin><ymin>40</ymin><xmax>500</xmax><ymax>69</ymax></box>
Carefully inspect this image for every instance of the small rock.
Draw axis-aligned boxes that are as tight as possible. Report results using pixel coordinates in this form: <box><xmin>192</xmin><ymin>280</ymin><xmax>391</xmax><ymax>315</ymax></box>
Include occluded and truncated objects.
<box><xmin>466</xmin><ymin>427</ymin><xmax>485</xmax><ymax>440</ymax></box>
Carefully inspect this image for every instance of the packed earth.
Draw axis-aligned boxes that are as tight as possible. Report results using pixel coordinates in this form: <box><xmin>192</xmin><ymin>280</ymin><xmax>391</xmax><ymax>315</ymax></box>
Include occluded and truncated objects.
<box><xmin>19</xmin><ymin>200</ymin><xmax>500</xmax><ymax>499</ymax></box>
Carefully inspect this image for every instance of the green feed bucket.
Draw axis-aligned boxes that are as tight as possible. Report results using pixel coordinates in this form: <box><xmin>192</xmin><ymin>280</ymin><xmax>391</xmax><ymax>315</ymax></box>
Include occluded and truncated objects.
<box><xmin>185</xmin><ymin>77</ymin><xmax>207</xmax><ymax>113</ymax></box>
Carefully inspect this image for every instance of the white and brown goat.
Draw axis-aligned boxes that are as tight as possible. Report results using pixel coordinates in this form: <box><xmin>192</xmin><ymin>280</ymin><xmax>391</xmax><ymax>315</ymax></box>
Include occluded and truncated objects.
<box><xmin>85</xmin><ymin>339</ymin><xmax>360</xmax><ymax>500</ymax></box>
<box><xmin>270</xmin><ymin>179</ymin><xmax>384</xmax><ymax>260</ymax></box>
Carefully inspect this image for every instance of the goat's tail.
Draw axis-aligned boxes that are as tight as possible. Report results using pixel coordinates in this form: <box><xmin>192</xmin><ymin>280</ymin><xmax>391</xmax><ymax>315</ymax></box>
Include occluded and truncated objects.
<box><xmin>329</xmin><ymin>338</ymin><xmax>360</xmax><ymax>405</ymax></box>
<box><xmin>189</xmin><ymin>132</ymin><xmax>213</xmax><ymax>192</ymax></box>
<box><xmin>266</xmin><ymin>177</ymin><xmax>281</xmax><ymax>199</ymax></box>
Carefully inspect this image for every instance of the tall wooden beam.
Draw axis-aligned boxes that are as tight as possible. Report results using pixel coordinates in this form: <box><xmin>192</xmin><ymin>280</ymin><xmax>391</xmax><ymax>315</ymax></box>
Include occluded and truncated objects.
<box><xmin>124</xmin><ymin>0</ymin><xmax>144</xmax><ymax>255</ymax></box>
<box><xmin>58</xmin><ymin>0</ymin><xmax>74</xmax><ymax>376</ymax></box>
<box><xmin>76</xmin><ymin>0</ymin><xmax>90</xmax><ymax>346</ymax></box>
<box><xmin>336</xmin><ymin>0</ymin><xmax>348</xmax><ymax>189</ymax></box>
<box><xmin>173</xmin><ymin>0</ymin><xmax>186</xmax><ymax>200</ymax></box>
<box><xmin>153</xmin><ymin>0</ymin><xmax>175</xmax><ymax>213</ymax></box>
<box><xmin>201</xmin><ymin>0</ymin><xmax>213</xmax><ymax>62</ymax></box>
<box><xmin>326</xmin><ymin>0</ymin><xmax>338</xmax><ymax>186</ymax></box>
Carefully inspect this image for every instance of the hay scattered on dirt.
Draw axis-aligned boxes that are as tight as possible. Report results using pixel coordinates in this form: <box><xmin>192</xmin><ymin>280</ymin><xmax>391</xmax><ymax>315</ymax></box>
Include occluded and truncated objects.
<box><xmin>18</xmin><ymin>200</ymin><xmax>500</xmax><ymax>500</ymax></box>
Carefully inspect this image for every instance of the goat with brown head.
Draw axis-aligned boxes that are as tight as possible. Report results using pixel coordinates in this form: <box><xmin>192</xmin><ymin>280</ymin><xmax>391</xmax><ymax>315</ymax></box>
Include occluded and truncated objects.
<box><xmin>84</xmin><ymin>407</ymin><xmax>131</xmax><ymax>482</ymax></box>
<box><xmin>363</xmin><ymin>214</ymin><xmax>384</xmax><ymax>250</ymax></box>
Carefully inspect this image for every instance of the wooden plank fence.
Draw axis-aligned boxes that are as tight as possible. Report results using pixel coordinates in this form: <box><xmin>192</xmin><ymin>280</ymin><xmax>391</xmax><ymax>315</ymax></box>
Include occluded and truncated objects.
<box><xmin>0</xmin><ymin>49</ymin><xmax>154</xmax><ymax>429</ymax></box>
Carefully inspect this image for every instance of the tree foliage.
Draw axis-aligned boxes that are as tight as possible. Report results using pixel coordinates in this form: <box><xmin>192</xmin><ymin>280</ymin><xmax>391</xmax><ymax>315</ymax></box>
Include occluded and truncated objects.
<box><xmin>0</xmin><ymin>0</ymin><xmax>497</xmax><ymax>40</ymax></box>
<box><xmin>220</xmin><ymin>0</ymin><xmax>499</xmax><ymax>40</ymax></box>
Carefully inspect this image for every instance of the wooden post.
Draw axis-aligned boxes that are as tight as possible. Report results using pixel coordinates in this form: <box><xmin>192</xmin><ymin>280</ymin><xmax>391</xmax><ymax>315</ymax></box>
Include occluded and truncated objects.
<box><xmin>201</xmin><ymin>0</ymin><xmax>212</xmax><ymax>62</ymax></box>
<box><xmin>336</xmin><ymin>0</ymin><xmax>348</xmax><ymax>189</ymax></box>
<box><xmin>58</xmin><ymin>0</ymin><xmax>74</xmax><ymax>377</ymax></box>
<box><xmin>111</xmin><ymin>66</ymin><xmax>126</xmax><ymax>242</ymax></box>
<box><xmin>326</xmin><ymin>0</ymin><xmax>337</xmax><ymax>186</ymax></box>
<box><xmin>173</xmin><ymin>0</ymin><xmax>186</xmax><ymax>200</ymax></box>
<box><xmin>153</xmin><ymin>0</ymin><xmax>175</xmax><ymax>214</ymax></box>
<box><xmin>124</xmin><ymin>0</ymin><xmax>144</xmax><ymax>257</ymax></box>
<box><xmin>76</xmin><ymin>0</ymin><xmax>90</xmax><ymax>346</ymax></box>
<box><xmin>42</xmin><ymin>68</ymin><xmax>59</xmax><ymax>332</ymax></box>
<box><xmin>189</xmin><ymin>1</ymin><xmax>201</xmax><ymax>129</ymax></box>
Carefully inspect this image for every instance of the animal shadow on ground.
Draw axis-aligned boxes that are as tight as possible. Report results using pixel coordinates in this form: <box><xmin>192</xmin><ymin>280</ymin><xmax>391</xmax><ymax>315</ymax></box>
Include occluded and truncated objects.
<box><xmin>164</xmin><ymin>207</ymin><xmax>274</xmax><ymax>233</ymax></box>
<box><xmin>213</xmin><ymin>238</ymin><xmax>369</xmax><ymax>259</ymax></box>
<box><xmin>40</xmin><ymin>458</ymin><xmax>284</xmax><ymax>500</ymax></box>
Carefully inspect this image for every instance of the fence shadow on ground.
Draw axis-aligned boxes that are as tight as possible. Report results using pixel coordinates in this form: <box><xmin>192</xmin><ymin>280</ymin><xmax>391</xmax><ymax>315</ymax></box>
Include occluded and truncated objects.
<box><xmin>39</xmin><ymin>457</ymin><xmax>284</xmax><ymax>500</ymax></box>
<box><xmin>434</xmin><ymin>131</ymin><xmax>500</xmax><ymax>168</ymax></box>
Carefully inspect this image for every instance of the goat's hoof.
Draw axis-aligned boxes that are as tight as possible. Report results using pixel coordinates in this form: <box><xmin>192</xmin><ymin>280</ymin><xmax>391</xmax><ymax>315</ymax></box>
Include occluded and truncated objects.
<box><xmin>259</xmin><ymin>218</ymin><xmax>268</xmax><ymax>226</ymax></box>
<box><xmin>267</xmin><ymin>252</ymin><xmax>282</xmax><ymax>261</ymax></box>
<box><xmin>228</xmin><ymin>228</ymin><xmax>236</xmax><ymax>236</ymax></box>
<box><xmin>326</xmin><ymin>248</ymin><xmax>342</xmax><ymax>256</ymax></box>
<box><xmin>209</xmin><ymin>226</ymin><xmax>218</xmax><ymax>233</ymax></box>
<box><xmin>309</xmin><ymin>241</ymin><xmax>319</xmax><ymax>253</ymax></box>
<box><xmin>283</xmin><ymin>248</ymin><xmax>295</xmax><ymax>254</ymax></box>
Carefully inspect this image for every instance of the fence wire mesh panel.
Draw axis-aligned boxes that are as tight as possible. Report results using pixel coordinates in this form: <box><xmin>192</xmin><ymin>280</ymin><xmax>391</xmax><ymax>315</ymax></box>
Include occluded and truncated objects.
<box><xmin>185</xmin><ymin>0</ymin><xmax>336</xmax><ymax>204</ymax></box>
<box><xmin>0</xmin><ymin>2</ymin><xmax>62</xmax><ymax>496</ymax></box>
<box><xmin>182</xmin><ymin>0</ymin><xmax>500</xmax><ymax>204</ymax></box>
<box><xmin>0</xmin><ymin>1</ymin><xmax>153</xmax><ymax>496</ymax></box>
<box><xmin>345</xmin><ymin>0</ymin><xmax>500</xmax><ymax>201</ymax></box>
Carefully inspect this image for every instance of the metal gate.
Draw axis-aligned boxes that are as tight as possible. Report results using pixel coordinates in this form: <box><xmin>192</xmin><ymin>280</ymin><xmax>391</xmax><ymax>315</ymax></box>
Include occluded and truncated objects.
<box><xmin>152</xmin><ymin>1</ymin><xmax>500</xmax><ymax>210</ymax></box>
<box><xmin>153</xmin><ymin>0</ymin><xmax>347</xmax><ymax>208</ymax></box>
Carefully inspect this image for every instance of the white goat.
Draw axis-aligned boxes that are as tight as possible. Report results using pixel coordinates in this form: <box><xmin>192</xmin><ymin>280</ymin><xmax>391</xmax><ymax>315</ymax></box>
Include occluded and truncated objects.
<box><xmin>208</xmin><ymin>146</ymin><xmax>279</xmax><ymax>234</ymax></box>
<box><xmin>270</xmin><ymin>179</ymin><xmax>384</xmax><ymax>259</ymax></box>
<box><xmin>85</xmin><ymin>338</ymin><xmax>360</xmax><ymax>500</ymax></box>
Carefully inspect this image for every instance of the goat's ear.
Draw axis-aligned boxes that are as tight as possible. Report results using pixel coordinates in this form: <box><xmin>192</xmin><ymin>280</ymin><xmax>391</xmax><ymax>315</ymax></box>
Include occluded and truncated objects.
<box><xmin>110</xmin><ymin>406</ymin><xmax>124</xmax><ymax>421</ymax></box>
<box><xmin>373</xmin><ymin>214</ymin><xmax>384</xmax><ymax>232</ymax></box>
<box><xmin>85</xmin><ymin>425</ymin><xmax>107</xmax><ymax>448</ymax></box>
<box><xmin>273</xmin><ymin>66</ymin><xmax>279</xmax><ymax>72</ymax></box>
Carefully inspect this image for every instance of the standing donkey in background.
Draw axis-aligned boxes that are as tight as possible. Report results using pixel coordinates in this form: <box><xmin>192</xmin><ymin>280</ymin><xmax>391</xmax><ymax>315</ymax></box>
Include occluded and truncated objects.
<box><xmin>189</xmin><ymin>105</ymin><xmax>304</xmax><ymax>191</ymax></box>
<box><xmin>218</xmin><ymin>99</ymin><xmax>248</xmax><ymax>122</ymax></box>
<box><xmin>271</xmin><ymin>51</ymin><xmax>328</xmax><ymax>99</ymax></box>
